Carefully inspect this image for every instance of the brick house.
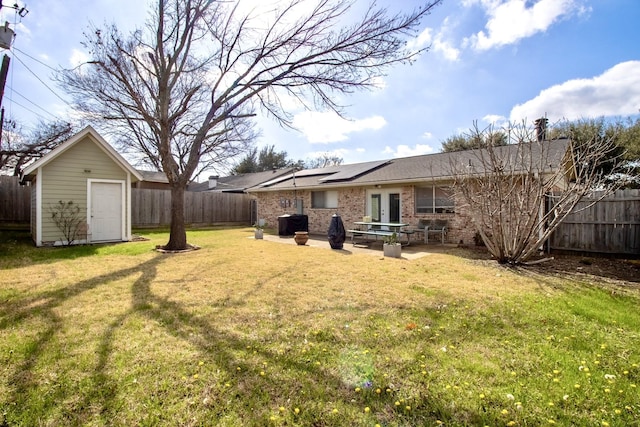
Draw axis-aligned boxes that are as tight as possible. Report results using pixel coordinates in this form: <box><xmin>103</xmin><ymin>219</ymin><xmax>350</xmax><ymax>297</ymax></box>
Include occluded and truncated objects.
<box><xmin>247</xmin><ymin>139</ymin><xmax>572</xmax><ymax>245</ymax></box>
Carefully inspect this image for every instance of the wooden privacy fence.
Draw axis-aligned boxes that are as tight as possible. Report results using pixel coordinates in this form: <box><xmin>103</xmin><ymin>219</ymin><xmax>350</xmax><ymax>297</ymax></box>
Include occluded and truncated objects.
<box><xmin>0</xmin><ymin>176</ymin><xmax>252</xmax><ymax>227</ymax></box>
<box><xmin>131</xmin><ymin>188</ymin><xmax>253</xmax><ymax>227</ymax></box>
<box><xmin>0</xmin><ymin>176</ymin><xmax>31</xmax><ymax>222</ymax></box>
<box><xmin>549</xmin><ymin>189</ymin><xmax>640</xmax><ymax>255</ymax></box>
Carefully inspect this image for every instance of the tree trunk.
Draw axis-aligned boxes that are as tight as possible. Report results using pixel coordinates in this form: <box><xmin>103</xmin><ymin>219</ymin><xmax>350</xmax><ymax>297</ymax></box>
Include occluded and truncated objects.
<box><xmin>164</xmin><ymin>184</ymin><xmax>188</xmax><ymax>250</ymax></box>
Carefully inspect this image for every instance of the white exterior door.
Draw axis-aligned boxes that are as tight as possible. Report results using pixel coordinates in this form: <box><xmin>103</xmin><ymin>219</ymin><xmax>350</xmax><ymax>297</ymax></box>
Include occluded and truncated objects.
<box><xmin>90</xmin><ymin>181</ymin><xmax>123</xmax><ymax>242</ymax></box>
<box><xmin>367</xmin><ymin>189</ymin><xmax>402</xmax><ymax>226</ymax></box>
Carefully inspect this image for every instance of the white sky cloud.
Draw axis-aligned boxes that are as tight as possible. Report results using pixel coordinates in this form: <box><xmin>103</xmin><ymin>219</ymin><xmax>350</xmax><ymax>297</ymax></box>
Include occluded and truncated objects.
<box><xmin>383</xmin><ymin>144</ymin><xmax>435</xmax><ymax>158</ymax></box>
<box><xmin>408</xmin><ymin>26</ymin><xmax>460</xmax><ymax>62</ymax></box>
<box><xmin>482</xmin><ymin>114</ymin><xmax>509</xmax><ymax>129</ymax></box>
<box><xmin>433</xmin><ymin>38</ymin><xmax>460</xmax><ymax>62</ymax></box>
<box><xmin>510</xmin><ymin>61</ymin><xmax>640</xmax><ymax>122</ymax></box>
<box><xmin>407</xmin><ymin>27</ymin><xmax>433</xmax><ymax>51</ymax></box>
<box><xmin>69</xmin><ymin>48</ymin><xmax>89</xmax><ymax>68</ymax></box>
<box><xmin>292</xmin><ymin>111</ymin><xmax>387</xmax><ymax>143</ymax></box>
<box><xmin>465</xmin><ymin>0</ymin><xmax>586</xmax><ymax>51</ymax></box>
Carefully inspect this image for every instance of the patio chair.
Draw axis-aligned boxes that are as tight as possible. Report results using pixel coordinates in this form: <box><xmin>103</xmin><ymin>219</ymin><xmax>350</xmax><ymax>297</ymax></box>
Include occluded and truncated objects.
<box><xmin>425</xmin><ymin>219</ymin><xmax>447</xmax><ymax>244</ymax></box>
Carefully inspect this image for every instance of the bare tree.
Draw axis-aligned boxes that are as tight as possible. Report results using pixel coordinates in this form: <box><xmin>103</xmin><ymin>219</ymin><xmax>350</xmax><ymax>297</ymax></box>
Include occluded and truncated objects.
<box><xmin>56</xmin><ymin>0</ymin><xmax>442</xmax><ymax>250</ymax></box>
<box><xmin>306</xmin><ymin>152</ymin><xmax>344</xmax><ymax>168</ymax></box>
<box><xmin>449</xmin><ymin>120</ymin><xmax>622</xmax><ymax>265</ymax></box>
<box><xmin>1</xmin><ymin>120</ymin><xmax>75</xmax><ymax>176</ymax></box>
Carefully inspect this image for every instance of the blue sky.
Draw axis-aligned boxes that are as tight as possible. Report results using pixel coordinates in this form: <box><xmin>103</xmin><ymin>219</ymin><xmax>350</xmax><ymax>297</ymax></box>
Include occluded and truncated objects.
<box><xmin>3</xmin><ymin>0</ymin><xmax>640</xmax><ymax>171</ymax></box>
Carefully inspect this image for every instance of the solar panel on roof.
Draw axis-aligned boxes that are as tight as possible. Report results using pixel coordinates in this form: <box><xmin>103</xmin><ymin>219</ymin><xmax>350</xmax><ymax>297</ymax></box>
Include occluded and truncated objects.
<box><xmin>318</xmin><ymin>160</ymin><xmax>389</xmax><ymax>182</ymax></box>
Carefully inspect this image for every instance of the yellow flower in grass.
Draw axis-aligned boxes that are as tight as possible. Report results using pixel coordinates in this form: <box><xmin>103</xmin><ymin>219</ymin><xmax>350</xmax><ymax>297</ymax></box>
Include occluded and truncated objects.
<box><xmin>294</xmin><ymin>408</ymin><xmax>300</xmax><ymax>415</ymax></box>
<box><xmin>501</xmin><ymin>409</ymin><xmax>509</xmax><ymax>415</ymax></box>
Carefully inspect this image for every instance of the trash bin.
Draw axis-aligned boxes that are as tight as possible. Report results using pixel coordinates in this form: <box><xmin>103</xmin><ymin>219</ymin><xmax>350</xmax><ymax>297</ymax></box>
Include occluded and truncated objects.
<box><xmin>328</xmin><ymin>214</ymin><xmax>346</xmax><ymax>249</ymax></box>
<box><xmin>278</xmin><ymin>214</ymin><xmax>308</xmax><ymax>236</ymax></box>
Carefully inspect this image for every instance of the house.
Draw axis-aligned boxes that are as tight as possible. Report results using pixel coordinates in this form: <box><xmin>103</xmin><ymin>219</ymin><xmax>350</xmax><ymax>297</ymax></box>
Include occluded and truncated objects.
<box><xmin>248</xmin><ymin>139</ymin><xmax>572</xmax><ymax>245</ymax></box>
<box><xmin>21</xmin><ymin>126</ymin><xmax>143</xmax><ymax>246</ymax></box>
<box><xmin>133</xmin><ymin>170</ymin><xmax>171</xmax><ymax>190</ymax></box>
<box><xmin>188</xmin><ymin>167</ymin><xmax>296</xmax><ymax>193</ymax></box>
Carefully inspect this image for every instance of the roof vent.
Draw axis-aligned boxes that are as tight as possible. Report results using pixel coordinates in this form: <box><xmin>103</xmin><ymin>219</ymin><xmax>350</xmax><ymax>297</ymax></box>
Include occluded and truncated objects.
<box><xmin>208</xmin><ymin>175</ymin><xmax>219</xmax><ymax>189</ymax></box>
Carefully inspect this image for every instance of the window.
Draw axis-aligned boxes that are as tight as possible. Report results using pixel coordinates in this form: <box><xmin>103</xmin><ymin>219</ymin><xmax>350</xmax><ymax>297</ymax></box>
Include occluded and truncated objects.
<box><xmin>415</xmin><ymin>186</ymin><xmax>454</xmax><ymax>213</ymax></box>
<box><xmin>311</xmin><ymin>190</ymin><xmax>338</xmax><ymax>208</ymax></box>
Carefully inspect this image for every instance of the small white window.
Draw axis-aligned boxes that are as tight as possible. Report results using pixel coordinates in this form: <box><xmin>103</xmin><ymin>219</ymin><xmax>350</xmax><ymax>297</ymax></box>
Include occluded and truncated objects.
<box><xmin>311</xmin><ymin>190</ymin><xmax>338</xmax><ymax>208</ymax></box>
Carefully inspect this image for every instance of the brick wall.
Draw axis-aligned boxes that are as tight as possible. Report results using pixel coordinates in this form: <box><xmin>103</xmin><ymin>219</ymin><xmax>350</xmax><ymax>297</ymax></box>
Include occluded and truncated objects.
<box><xmin>254</xmin><ymin>185</ymin><xmax>478</xmax><ymax>244</ymax></box>
<box><xmin>254</xmin><ymin>187</ymin><xmax>367</xmax><ymax>234</ymax></box>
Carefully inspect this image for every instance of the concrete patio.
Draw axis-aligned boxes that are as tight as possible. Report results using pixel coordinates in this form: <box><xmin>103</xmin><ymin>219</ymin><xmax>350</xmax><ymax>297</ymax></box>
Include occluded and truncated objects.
<box><xmin>259</xmin><ymin>232</ymin><xmax>452</xmax><ymax>260</ymax></box>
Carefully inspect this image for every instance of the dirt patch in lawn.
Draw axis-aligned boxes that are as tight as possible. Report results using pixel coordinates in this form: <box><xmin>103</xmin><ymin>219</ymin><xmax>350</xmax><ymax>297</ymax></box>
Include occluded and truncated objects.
<box><xmin>523</xmin><ymin>253</ymin><xmax>640</xmax><ymax>289</ymax></box>
<box><xmin>455</xmin><ymin>246</ymin><xmax>640</xmax><ymax>289</ymax></box>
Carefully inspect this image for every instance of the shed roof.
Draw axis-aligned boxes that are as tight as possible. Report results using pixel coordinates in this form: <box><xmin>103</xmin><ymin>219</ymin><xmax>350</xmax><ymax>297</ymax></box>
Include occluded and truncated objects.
<box><xmin>22</xmin><ymin>126</ymin><xmax>143</xmax><ymax>181</ymax></box>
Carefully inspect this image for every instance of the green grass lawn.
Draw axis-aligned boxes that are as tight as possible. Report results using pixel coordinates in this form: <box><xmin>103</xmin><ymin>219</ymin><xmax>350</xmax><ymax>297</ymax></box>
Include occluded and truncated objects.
<box><xmin>0</xmin><ymin>227</ymin><xmax>638</xmax><ymax>426</ymax></box>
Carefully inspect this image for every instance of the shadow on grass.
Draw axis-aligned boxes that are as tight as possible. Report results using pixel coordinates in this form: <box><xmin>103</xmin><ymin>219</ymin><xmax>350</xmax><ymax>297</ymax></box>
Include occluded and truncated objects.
<box><xmin>1</xmin><ymin>255</ymin><xmax>166</xmax><ymax>424</ymax></box>
<box><xmin>1</xmin><ymin>251</ymin><xmax>498</xmax><ymax>426</ymax></box>
<box><xmin>0</xmin><ymin>228</ymin><xmax>118</xmax><ymax>269</ymax></box>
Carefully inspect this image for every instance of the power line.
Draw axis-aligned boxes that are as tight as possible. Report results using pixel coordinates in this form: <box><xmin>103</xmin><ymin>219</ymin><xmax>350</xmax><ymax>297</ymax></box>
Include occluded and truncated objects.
<box><xmin>12</xmin><ymin>46</ymin><xmax>57</xmax><ymax>72</ymax></box>
<box><xmin>10</xmin><ymin>49</ymin><xmax>73</xmax><ymax>108</ymax></box>
<box><xmin>5</xmin><ymin>98</ymin><xmax>51</xmax><ymax>122</ymax></box>
<box><xmin>6</xmin><ymin>84</ymin><xmax>62</xmax><ymax>120</ymax></box>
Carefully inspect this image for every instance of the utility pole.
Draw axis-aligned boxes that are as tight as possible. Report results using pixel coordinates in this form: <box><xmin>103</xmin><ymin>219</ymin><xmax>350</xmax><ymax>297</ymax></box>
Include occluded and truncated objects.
<box><xmin>0</xmin><ymin>2</ymin><xmax>28</xmax><ymax>148</ymax></box>
<box><xmin>0</xmin><ymin>54</ymin><xmax>9</xmax><ymax>145</ymax></box>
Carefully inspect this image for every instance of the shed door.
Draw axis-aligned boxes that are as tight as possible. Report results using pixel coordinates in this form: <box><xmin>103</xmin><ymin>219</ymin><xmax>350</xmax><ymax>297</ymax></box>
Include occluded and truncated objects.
<box><xmin>90</xmin><ymin>182</ymin><xmax>123</xmax><ymax>241</ymax></box>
